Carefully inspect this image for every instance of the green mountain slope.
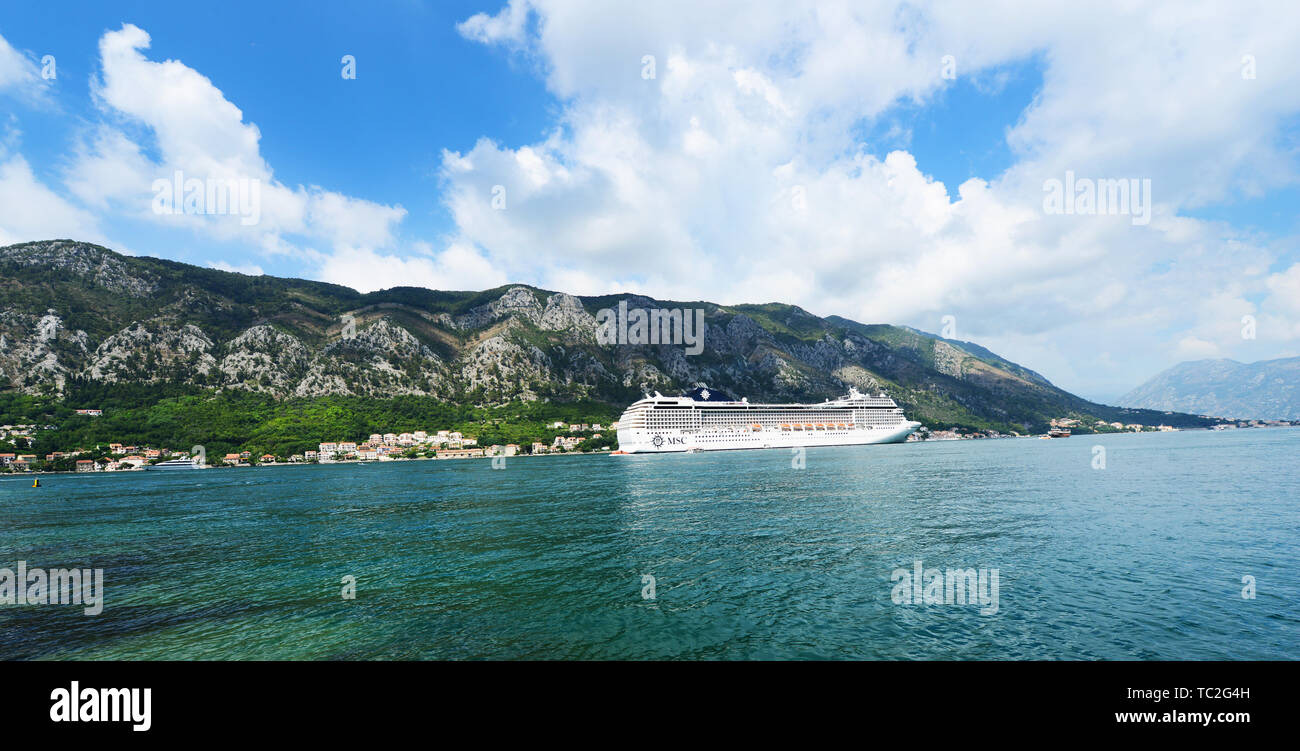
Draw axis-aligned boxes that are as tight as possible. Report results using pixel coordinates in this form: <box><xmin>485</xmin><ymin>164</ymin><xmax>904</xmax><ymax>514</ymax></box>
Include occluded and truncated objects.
<box><xmin>0</xmin><ymin>239</ymin><xmax>1217</xmax><ymax>451</ymax></box>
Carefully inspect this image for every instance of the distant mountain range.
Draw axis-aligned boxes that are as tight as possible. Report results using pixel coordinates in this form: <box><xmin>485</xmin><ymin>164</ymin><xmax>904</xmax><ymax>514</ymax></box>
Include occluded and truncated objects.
<box><xmin>1120</xmin><ymin>357</ymin><xmax>1300</xmax><ymax>421</ymax></box>
<box><xmin>0</xmin><ymin>239</ymin><xmax>1216</xmax><ymax>433</ymax></box>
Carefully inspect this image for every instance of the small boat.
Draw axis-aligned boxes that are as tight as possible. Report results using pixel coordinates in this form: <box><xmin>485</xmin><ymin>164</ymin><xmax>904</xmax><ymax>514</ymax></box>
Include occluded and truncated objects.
<box><xmin>145</xmin><ymin>458</ymin><xmax>203</xmax><ymax>471</ymax></box>
<box><xmin>685</xmin><ymin>448</ymin><xmax>701</xmax><ymax>454</ymax></box>
<box><xmin>1048</xmin><ymin>428</ymin><xmax>1071</xmax><ymax>438</ymax></box>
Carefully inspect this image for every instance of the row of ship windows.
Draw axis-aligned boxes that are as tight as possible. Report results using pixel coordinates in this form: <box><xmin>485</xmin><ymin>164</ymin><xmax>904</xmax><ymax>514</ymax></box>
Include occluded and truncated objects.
<box><xmin>634</xmin><ymin>409</ymin><xmax>898</xmax><ymax>415</ymax></box>
<box><xmin>651</xmin><ymin>431</ymin><xmax>891</xmax><ymax>443</ymax></box>
<box><xmin>624</xmin><ymin>413</ymin><xmax>903</xmax><ymax>429</ymax></box>
<box><xmin>631</xmin><ymin>413</ymin><xmax>899</xmax><ymax>418</ymax></box>
<box><xmin>637</xmin><ymin>424</ymin><xmax>895</xmax><ymax>432</ymax></box>
<box><xmin>641</xmin><ymin>416</ymin><xmax>901</xmax><ymax>423</ymax></box>
<box><xmin>639</xmin><ymin>403</ymin><xmax>898</xmax><ymax>409</ymax></box>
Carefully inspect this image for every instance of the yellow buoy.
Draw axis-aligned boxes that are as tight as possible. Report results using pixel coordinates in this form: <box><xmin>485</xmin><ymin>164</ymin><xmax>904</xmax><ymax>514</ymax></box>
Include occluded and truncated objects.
<box><xmin>32</xmin><ymin>478</ymin><xmax>40</xmax><ymax>488</ymax></box>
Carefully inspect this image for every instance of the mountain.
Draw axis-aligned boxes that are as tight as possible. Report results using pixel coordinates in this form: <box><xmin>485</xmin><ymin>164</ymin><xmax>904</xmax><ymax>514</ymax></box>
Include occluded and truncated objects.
<box><xmin>0</xmin><ymin>239</ymin><xmax>1213</xmax><ymax>435</ymax></box>
<box><xmin>1120</xmin><ymin>357</ymin><xmax>1300</xmax><ymax>420</ymax></box>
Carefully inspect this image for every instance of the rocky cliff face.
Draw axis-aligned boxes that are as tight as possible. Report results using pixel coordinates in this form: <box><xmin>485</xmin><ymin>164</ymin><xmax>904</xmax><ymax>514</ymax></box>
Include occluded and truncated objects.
<box><xmin>0</xmin><ymin>239</ymin><xmax>1202</xmax><ymax>430</ymax></box>
<box><xmin>220</xmin><ymin>325</ymin><xmax>312</xmax><ymax>394</ymax></box>
<box><xmin>87</xmin><ymin>322</ymin><xmax>217</xmax><ymax>382</ymax></box>
<box><xmin>0</xmin><ymin>308</ymin><xmax>90</xmax><ymax>392</ymax></box>
<box><xmin>1</xmin><ymin>241</ymin><xmax>158</xmax><ymax>298</ymax></box>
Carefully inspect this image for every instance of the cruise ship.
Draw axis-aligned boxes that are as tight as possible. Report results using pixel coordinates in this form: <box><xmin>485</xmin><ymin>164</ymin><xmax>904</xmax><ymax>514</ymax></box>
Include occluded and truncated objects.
<box><xmin>614</xmin><ymin>386</ymin><xmax>921</xmax><ymax>454</ymax></box>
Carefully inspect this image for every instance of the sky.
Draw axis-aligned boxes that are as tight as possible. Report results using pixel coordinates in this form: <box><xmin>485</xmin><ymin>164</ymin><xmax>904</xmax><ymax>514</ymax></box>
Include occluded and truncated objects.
<box><xmin>1</xmin><ymin>0</ymin><xmax>1298</xmax><ymax>403</ymax></box>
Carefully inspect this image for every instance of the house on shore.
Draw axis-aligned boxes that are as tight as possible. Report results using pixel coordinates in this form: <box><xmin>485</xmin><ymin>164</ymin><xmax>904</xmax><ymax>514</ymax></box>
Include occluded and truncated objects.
<box><xmin>436</xmin><ymin>448</ymin><xmax>485</xmax><ymax>459</ymax></box>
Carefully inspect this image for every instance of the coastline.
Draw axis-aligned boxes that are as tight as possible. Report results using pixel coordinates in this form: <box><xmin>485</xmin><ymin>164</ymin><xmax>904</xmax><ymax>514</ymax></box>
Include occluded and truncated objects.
<box><xmin>5</xmin><ymin>426</ymin><xmax>1296</xmax><ymax>479</ymax></box>
<box><xmin>2</xmin><ymin>446</ymin><xmax>617</xmax><ymax>477</ymax></box>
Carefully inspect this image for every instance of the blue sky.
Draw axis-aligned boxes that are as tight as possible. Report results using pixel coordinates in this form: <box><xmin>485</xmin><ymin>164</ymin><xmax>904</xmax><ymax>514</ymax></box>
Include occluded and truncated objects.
<box><xmin>2</xmin><ymin>1</ymin><xmax>555</xmax><ymax>272</ymax></box>
<box><xmin>1</xmin><ymin>0</ymin><xmax>1299</xmax><ymax>402</ymax></box>
<box><xmin>858</xmin><ymin>58</ymin><xmax>1040</xmax><ymax>201</ymax></box>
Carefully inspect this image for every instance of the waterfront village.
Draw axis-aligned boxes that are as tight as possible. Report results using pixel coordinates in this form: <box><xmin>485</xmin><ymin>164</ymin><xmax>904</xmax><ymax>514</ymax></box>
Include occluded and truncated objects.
<box><xmin>915</xmin><ymin>417</ymin><xmax>1184</xmax><ymax>441</ymax></box>
<box><xmin>1</xmin><ymin>412</ymin><xmax>1294</xmax><ymax>473</ymax></box>
<box><xmin>914</xmin><ymin>415</ymin><xmax>1294</xmax><ymax>441</ymax></box>
<box><xmin>0</xmin><ymin>418</ymin><xmax>610</xmax><ymax>473</ymax></box>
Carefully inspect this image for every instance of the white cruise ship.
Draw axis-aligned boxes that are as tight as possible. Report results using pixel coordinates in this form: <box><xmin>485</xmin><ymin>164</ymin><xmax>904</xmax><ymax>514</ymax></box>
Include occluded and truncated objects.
<box><xmin>614</xmin><ymin>386</ymin><xmax>921</xmax><ymax>454</ymax></box>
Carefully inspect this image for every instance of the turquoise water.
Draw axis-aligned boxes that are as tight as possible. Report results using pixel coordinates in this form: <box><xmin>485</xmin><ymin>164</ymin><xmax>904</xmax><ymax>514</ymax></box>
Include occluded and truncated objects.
<box><xmin>2</xmin><ymin>428</ymin><xmax>1297</xmax><ymax>660</ymax></box>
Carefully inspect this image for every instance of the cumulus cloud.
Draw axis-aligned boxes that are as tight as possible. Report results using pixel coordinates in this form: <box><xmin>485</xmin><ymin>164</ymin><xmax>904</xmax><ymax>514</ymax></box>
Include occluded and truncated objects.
<box><xmin>68</xmin><ymin>24</ymin><xmax>406</xmax><ymax>260</ymax></box>
<box><xmin>0</xmin><ymin>24</ymin><xmax>417</xmax><ymax>297</ymax></box>
<box><xmin>209</xmin><ymin>260</ymin><xmax>265</xmax><ymax>276</ymax></box>
<box><xmin>316</xmin><ymin>242</ymin><xmax>508</xmax><ymax>293</ymax></box>
<box><xmin>1265</xmin><ymin>263</ymin><xmax>1300</xmax><ymax>315</ymax></box>
<box><xmin>456</xmin><ymin>0</ymin><xmax>533</xmax><ymax>47</ymax></box>
<box><xmin>0</xmin><ymin>154</ymin><xmax>105</xmax><ymax>246</ymax></box>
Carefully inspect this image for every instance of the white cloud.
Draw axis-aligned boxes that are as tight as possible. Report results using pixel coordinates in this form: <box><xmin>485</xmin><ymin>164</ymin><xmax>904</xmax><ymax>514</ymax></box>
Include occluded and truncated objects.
<box><xmin>68</xmin><ymin>24</ymin><xmax>405</xmax><ymax>258</ymax></box>
<box><xmin>95</xmin><ymin>24</ymin><xmax>262</xmax><ymax>178</ymax></box>
<box><xmin>0</xmin><ymin>154</ymin><xmax>105</xmax><ymax>247</ymax></box>
<box><xmin>209</xmin><ymin>260</ymin><xmax>265</xmax><ymax>276</ymax></box>
<box><xmin>1264</xmin><ymin>263</ymin><xmax>1300</xmax><ymax>315</ymax></box>
<box><xmin>65</xmin><ymin>126</ymin><xmax>155</xmax><ymax>212</ymax></box>
<box><xmin>316</xmin><ymin>243</ymin><xmax>508</xmax><ymax>293</ymax></box>
<box><xmin>1175</xmin><ymin>336</ymin><xmax>1223</xmax><ymax>360</ymax></box>
<box><xmin>1</xmin><ymin>24</ymin><xmax>406</xmax><ymax>291</ymax></box>
<box><xmin>304</xmin><ymin>191</ymin><xmax>405</xmax><ymax>252</ymax></box>
<box><xmin>0</xmin><ymin>33</ymin><xmax>43</xmax><ymax>97</ymax></box>
<box><xmin>457</xmin><ymin>0</ymin><xmax>533</xmax><ymax>47</ymax></box>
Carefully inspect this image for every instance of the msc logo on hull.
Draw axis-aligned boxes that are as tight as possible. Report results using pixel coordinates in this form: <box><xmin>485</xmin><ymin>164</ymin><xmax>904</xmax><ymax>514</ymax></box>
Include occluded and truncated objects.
<box><xmin>650</xmin><ymin>435</ymin><xmax>686</xmax><ymax>448</ymax></box>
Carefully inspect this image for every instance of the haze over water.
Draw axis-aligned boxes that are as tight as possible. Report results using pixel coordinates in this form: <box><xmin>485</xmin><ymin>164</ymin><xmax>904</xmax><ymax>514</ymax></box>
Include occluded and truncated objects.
<box><xmin>2</xmin><ymin>429</ymin><xmax>1296</xmax><ymax>660</ymax></box>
